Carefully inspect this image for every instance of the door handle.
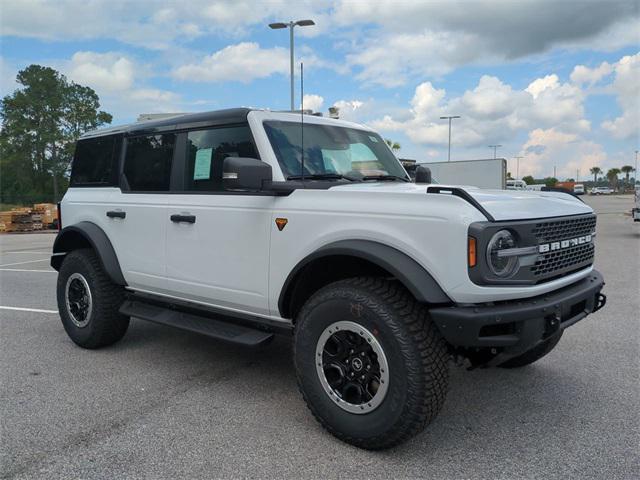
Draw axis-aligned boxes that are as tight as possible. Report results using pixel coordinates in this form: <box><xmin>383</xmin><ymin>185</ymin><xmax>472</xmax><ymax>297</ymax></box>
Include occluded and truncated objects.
<box><xmin>170</xmin><ymin>214</ymin><xmax>196</xmax><ymax>224</ymax></box>
<box><xmin>106</xmin><ymin>210</ymin><xmax>126</xmax><ymax>219</ymax></box>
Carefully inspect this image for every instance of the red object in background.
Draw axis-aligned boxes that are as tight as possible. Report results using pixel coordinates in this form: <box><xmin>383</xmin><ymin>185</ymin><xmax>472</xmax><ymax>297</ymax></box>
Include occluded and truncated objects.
<box><xmin>556</xmin><ymin>181</ymin><xmax>576</xmax><ymax>190</ymax></box>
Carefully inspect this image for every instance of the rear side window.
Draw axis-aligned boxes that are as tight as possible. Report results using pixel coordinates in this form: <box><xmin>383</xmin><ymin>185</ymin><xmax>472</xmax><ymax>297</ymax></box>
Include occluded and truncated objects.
<box><xmin>123</xmin><ymin>134</ymin><xmax>175</xmax><ymax>191</ymax></box>
<box><xmin>184</xmin><ymin>125</ymin><xmax>257</xmax><ymax>191</ymax></box>
<box><xmin>70</xmin><ymin>135</ymin><xmax>120</xmax><ymax>186</ymax></box>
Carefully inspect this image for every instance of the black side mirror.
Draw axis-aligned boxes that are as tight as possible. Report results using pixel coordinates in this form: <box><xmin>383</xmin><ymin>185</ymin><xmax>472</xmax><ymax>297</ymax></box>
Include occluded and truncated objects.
<box><xmin>223</xmin><ymin>157</ymin><xmax>272</xmax><ymax>191</ymax></box>
<box><xmin>415</xmin><ymin>165</ymin><xmax>432</xmax><ymax>184</ymax></box>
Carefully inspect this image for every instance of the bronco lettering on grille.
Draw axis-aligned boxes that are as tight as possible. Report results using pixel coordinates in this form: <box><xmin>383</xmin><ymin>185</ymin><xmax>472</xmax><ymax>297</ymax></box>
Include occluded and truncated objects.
<box><xmin>538</xmin><ymin>235</ymin><xmax>592</xmax><ymax>253</ymax></box>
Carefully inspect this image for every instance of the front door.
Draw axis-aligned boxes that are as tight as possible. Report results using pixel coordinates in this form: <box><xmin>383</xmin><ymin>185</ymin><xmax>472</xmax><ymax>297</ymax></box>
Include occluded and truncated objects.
<box><xmin>165</xmin><ymin>125</ymin><xmax>273</xmax><ymax>316</ymax></box>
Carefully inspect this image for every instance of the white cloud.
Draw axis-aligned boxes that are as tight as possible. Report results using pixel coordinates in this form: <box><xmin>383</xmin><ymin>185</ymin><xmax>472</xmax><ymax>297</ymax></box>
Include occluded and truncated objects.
<box><xmin>0</xmin><ymin>0</ymin><xmax>328</xmax><ymax>49</ymax></box>
<box><xmin>301</xmin><ymin>94</ymin><xmax>324</xmax><ymax>112</ymax></box>
<box><xmin>336</xmin><ymin>0</ymin><xmax>638</xmax><ymax>86</ymax></box>
<box><xmin>526</xmin><ymin>74</ymin><xmax>559</xmax><ymax>99</ymax></box>
<box><xmin>347</xmin><ymin>31</ymin><xmax>483</xmax><ymax>86</ymax></box>
<box><xmin>173</xmin><ymin>43</ymin><xmax>289</xmax><ymax>83</ymax></box>
<box><xmin>570</xmin><ymin>62</ymin><xmax>613</xmax><ymax>85</ymax></box>
<box><xmin>68</xmin><ymin>52</ymin><xmax>135</xmax><ymax>92</ymax></box>
<box><xmin>62</xmin><ymin>51</ymin><xmax>182</xmax><ymax>120</ymax></box>
<box><xmin>370</xmin><ymin>71</ymin><xmax>587</xmax><ymax>152</ymax></box>
<box><xmin>600</xmin><ymin>53</ymin><xmax>640</xmax><ymax>139</ymax></box>
<box><xmin>518</xmin><ymin>128</ymin><xmax>607</xmax><ymax>180</ymax></box>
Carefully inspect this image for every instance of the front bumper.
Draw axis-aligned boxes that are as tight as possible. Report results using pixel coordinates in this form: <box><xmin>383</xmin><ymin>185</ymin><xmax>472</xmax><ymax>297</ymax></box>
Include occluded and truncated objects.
<box><xmin>430</xmin><ymin>270</ymin><xmax>605</xmax><ymax>360</ymax></box>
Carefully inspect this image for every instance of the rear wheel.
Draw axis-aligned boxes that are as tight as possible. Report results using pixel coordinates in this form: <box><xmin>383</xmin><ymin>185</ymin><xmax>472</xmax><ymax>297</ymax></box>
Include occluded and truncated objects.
<box><xmin>56</xmin><ymin>249</ymin><xmax>129</xmax><ymax>349</ymax></box>
<box><xmin>294</xmin><ymin>277</ymin><xmax>449</xmax><ymax>450</ymax></box>
<box><xmin>499</xmin><ymin>332</ymin><xmax>563</xmax><ymax>368</ymax></box>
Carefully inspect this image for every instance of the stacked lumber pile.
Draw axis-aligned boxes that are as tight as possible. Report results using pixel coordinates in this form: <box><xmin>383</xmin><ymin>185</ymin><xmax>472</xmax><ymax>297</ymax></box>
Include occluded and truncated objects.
<box><xmin>0</xmin><ymin>210</ymin><xmax>33</xmax><ymax>232</ymax></box>
<box><xmin>32</xmin><ymin>203</ymin><xmax>57</xmax><ymax>227</ymax></box>
<box><xmin>0</xmin><ymin>203</ymin><xmax>57</xmax><ymax>232</ymax></box>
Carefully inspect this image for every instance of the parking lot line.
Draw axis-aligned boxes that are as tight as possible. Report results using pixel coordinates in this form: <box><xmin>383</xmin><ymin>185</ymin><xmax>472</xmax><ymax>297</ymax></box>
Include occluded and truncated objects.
<box><xmin>0</xmin><ymin>258</ymin><xmax>50</xmax><ymax>267</ymax></box>
<box><xmin>0</xmin><ymin>268</ymin><xmax>56</xmax><ymax>273</ymax></box>
<box><xmin>3</xmin><ymin>251</ymin><xmax>51</xmax><ymax>254</ymax></box>
<box><xmin>0</xmin><ymin>305</ymin><xmax>58</xmax><ymax>314</ymax></box>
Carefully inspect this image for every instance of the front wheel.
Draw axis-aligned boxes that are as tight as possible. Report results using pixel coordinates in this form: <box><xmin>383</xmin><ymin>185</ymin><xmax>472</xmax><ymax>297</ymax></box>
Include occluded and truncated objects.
<box><xmin>294</xmin><ymin>277</ymin><xmax>449</xmax><ymax>450</ymax></box>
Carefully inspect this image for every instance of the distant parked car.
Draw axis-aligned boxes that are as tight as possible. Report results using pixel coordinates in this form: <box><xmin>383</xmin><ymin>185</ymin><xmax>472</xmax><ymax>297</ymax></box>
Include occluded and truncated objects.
<box><xmin>590</xmin><ymin>187</ymin><xmax>612</xmax><ymax>195</ymax></box>
<box><xmin>573</xmin><ymin>184</ymin><xmax>585</xmax><ymax>195</ymax></box>
<box><xmin>506</xmin><ymin>179</ymin><xmax>527</xmax><ymax>190</ymax></box>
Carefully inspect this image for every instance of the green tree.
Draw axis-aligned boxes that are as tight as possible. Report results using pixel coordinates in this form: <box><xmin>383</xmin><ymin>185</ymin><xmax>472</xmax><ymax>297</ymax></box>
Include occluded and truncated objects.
<box><xmin>606</xmin><ymin>168</ymin><xmax>621</xmax><ymax>188</ymax></box>
<box><xmin>621</xmin><ymin>165</ymin><xmax>634</xmax><ymax>185</ymax></box>
<box><xmin>521</xmin><ymin>175</ymin><xmax>535</xmax><ymax>185</ymax></box>
<box><xmin>385</xmin><ymin>138</ymin><xmax>401</xmax><ymax>155</ymax></box>
<box><xmin>0</xmin><ymin>65</ymin><xmax>112</xmax><ymax>204</ymax></box>
<box><xmin>544</xmin><ymin>177</ymin><xmax>558</xmax><ymax>187</ymax></box>
<box><xmin>589</xmin><ymin>166</ymin><xmax>602</xmax><ymax>184</ymax></box>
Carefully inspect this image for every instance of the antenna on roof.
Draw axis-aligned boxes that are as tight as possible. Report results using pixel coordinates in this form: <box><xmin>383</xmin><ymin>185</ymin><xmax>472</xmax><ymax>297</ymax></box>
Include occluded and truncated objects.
<box><xmin>300</xmin><ymin>62</ymin><xmax>305</xmax><ymax>185</ymax></box>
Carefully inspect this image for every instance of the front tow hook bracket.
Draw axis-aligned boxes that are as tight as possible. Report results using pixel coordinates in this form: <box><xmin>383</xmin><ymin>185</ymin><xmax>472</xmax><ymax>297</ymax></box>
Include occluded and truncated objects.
<box><xmin>594</xmin><ymin>293</ymin><xmax>607</xmax><ymax>312</ymax></box>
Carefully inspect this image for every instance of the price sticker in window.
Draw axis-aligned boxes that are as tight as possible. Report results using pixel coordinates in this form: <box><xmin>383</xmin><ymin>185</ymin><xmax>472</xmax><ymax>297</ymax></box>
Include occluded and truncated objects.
<box><xmin>194</xmin><ymin>148</ymin><xmax>212</xmax><ymax>180</ymax></box>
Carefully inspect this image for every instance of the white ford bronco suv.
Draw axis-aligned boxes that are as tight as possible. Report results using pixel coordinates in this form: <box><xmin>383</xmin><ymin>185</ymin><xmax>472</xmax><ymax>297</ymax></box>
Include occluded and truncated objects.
<box><xmin>52</xmin><ymin>108</ymin><xmax>606</xmax><ymax>449</ymax></box>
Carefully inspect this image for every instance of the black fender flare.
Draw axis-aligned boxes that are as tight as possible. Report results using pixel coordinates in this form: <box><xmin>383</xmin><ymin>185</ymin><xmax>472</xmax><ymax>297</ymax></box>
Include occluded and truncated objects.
<box><xmin>278</xmin><ymin>239</ymin><xmax>451</xmax><ymax>317</ymax></box>
<box><xmin>50</xmin><ymin>222</ymin><xmax>126</xmax><ymax>286</ymax></box>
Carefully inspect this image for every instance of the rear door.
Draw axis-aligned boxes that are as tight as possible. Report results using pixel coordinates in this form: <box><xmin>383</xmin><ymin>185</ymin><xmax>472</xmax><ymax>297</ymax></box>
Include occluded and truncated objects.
<box><xmin>165</xmin><ymin>125</ymin><xmax>274</xmax><ymax>316</ymax></box>
<box><xmin>106</xmin><ymin>133</ymin><xmax>176</xmax><ymax>293</ymax></box>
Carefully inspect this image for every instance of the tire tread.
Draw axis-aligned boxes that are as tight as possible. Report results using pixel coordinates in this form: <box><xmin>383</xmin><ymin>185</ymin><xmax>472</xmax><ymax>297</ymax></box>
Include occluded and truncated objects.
<box><xmin>294</xmin><ymin>277</ymin><xmax>449</xmax><ymax>450</ymax></box>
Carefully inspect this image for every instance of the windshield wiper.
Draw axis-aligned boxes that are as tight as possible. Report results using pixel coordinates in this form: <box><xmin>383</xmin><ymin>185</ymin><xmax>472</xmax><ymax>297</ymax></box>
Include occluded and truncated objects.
<box><xmin>286</xmin><ymin>173</ymin><xmax>361</xmax><ymax>182</ymax></box>
<box><xmin>361</xmin><ymin>175</ymin><xmax>410</xmax><ymax>182</ymax></box>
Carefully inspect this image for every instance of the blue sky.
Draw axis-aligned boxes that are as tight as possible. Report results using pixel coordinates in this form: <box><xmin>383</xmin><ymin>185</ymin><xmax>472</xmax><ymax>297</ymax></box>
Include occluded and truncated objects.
<box><xmin>1</xmin><ymin>0</ymin><xmax>639</xmax><ymax>180</ymax></box>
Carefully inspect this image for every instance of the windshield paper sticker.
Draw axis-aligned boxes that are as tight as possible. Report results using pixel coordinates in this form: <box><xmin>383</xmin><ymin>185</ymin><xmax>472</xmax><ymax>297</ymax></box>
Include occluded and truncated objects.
<box><xmin>194</xmin><ymin>148</ymin><xmax>213</xmax><ymax>180</ymax></box>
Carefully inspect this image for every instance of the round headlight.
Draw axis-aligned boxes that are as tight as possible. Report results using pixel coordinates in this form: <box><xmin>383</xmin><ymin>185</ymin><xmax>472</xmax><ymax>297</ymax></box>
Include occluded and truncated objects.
<box><xmin>486</xmin><ymin>230</ymin><xmax>518</xmax><ymax>277</ymax></box>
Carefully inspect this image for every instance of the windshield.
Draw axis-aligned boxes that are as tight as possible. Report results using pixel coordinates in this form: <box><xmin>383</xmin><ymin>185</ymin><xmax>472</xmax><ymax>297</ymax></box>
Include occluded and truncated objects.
<box><xmin>263</xmin><ymin>121</ymin><xmax>408</xmax><ymax>180</ymax></box>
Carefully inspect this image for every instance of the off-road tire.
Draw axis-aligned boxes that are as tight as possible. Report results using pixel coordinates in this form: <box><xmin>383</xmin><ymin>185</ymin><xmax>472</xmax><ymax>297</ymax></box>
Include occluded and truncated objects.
<box><xmin>56</xmin><ymin>248</ymin><xmax>129</xmax><ymax>349</ymax></box>
<box><xmin>499</xmin><ymin>332</ymin><xmax>563</xmax><ymax>368</ymax></box>
<box><xmin>294</xmin><ymin>277</ymin><xmax>449</xmax><ymax>450</ymax></box>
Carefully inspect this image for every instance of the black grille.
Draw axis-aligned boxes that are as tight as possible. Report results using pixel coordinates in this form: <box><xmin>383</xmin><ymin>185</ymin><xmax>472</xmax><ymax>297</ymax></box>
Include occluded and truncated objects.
<box><xmin>531</xmin><ymin>243</ymin><xmax>594</xmax><ymax>277</ymax></box>
<box><xmin>530</xmin><ymin>215</ymin><xmax>596</xmax><ymax>278</ymax></box>
<box><xmin>531</xmin><ymin>216</ymin><xmax>596</xmax><ymax>243</ymax></box>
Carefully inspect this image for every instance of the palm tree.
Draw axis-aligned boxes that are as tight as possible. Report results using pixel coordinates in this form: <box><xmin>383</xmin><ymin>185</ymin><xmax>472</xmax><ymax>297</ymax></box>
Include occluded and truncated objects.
<box><xmin>590</xmin><ymin>166</ymin><xmax>602</xmax><ymax>184</ymax></box>
<box><xmin>606</xmin><ymin>168</ymin><xmax>621</xmax><ymax>188</ymax></box>
<box><xmin>385</xmin><ymin>139</ymin><xmax>401</xmax><ymax>155</ymax></box>
<box><xmin>621</xmin><ymin>165</ymin><xmax>634</xmax><ymax>185</ymax></box>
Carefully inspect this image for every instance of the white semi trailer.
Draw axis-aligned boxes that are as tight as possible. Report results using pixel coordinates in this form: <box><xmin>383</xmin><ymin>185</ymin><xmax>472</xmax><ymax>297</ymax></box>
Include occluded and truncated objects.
<box><xmin>417</xmin><ymin>158</ymin><xmax>507</xmax><ymax>190</ymax></box>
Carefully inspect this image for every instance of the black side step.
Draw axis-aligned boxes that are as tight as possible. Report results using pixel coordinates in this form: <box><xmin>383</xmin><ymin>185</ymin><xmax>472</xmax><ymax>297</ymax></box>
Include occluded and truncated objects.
<box><xmin>119</xmin><ymin>300</ymin><xmax>274</xmax><ymax>347</ymax></box>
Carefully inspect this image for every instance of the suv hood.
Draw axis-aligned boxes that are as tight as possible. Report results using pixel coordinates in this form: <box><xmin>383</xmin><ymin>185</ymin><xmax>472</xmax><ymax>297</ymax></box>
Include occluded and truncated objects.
<box><xmin>330</xmin><ymin>182</ymin><xmax>593</xmax><ymax>221</ymax></box>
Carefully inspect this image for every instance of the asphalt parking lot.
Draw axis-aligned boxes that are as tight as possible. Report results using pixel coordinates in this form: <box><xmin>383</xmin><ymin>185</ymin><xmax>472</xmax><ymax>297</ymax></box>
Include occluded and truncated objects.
<box><xmin>1</xmin><ymin>195</ymin><xmax>638</xmax><ymax>479</ymax></box>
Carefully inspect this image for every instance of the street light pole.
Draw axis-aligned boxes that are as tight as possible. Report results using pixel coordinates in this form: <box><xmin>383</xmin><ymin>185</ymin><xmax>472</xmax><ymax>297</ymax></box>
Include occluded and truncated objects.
<box><xmin>488</xmin><ymin>144</ymin><xmax>502</xmax><ymax>159</ymax></box>
<box><xmin>289</xmin><ymin>25</ymin><xmax>294</xmax><ymax>110</ymax></box>
<box><xmin>440</xmin><ymin>115</ymin><xmax>460</xmax><ymax>162</ymax></box>
<box><xmin>635</xmin><ymin>150</ymin><xmax>638</xmax><ymax>185</ymax></box>
<box><xmin>269</xmin><ymin>19</ymin><xmax>315</xmax><ymax>111</ymax></box>
<box><xmin>513</xmin><ymin>156</ymin><xmax>523</xmax><ymax>179</ymax></box>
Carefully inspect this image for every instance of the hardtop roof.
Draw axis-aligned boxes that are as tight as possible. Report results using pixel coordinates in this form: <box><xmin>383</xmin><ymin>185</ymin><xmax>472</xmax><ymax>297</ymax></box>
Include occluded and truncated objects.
<box><xmin>79</xmin><ymin>107</ymin><xmax>374</xmax><ymax>140</ymax></box>
<box><xmin>80</xmin><ymin>108</ymin><xmax>252</xmax><ymax>139</ymax></box>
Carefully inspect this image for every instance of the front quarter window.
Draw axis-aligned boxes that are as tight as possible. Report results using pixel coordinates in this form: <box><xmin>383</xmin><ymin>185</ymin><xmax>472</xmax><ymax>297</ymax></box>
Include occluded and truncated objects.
<box><xmin>263</xmin><ymin>120</ymin><xmax>407</xmax><ymax>180</ymax></box>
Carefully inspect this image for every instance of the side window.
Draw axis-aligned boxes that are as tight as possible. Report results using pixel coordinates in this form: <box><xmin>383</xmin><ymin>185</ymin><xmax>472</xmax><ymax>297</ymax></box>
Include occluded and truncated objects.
<box><xmin>184</xmin><ymin>125</ymin><xmax>257</xmax><ymax>191</ymax></box>
<box><xmin>70</xmin><ymin>135</ymin><xmax>120</xmax><ymax>186</ymax></box>
<box><xmin>123</xmin><ymin>134</ymin><xmax>175</xmax><ymax>191</ymax></box>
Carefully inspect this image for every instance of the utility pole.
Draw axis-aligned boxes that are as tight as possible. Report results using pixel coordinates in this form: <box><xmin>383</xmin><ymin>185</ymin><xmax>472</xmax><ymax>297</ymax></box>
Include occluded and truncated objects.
<box><xmin>269</xmin><ymin>19</ymin><xmax>315</xmax><ymax>111</ymax></box>
<box><xmin>635</xmin><ymin>150</ymin><xmax>638</xmax><ymax>185</ymax></box>
<box><xmin>440</xmin><ymin>115</ymin><xmax>461</xmax><ymax>162</ymax></box>
<box><xmin>554</xmin><ymin>166</ymin><xmax>557</xmax><ymax>178</ymax></box>
<box><xmin>489</xmin><ymin>145</ymin><xmax>502</xmax><ymax>159</ymax></box>
<box><xmin>513</xmin><ymin>156</ymin><xmax>523</xmax><ymax>180</ymax></box>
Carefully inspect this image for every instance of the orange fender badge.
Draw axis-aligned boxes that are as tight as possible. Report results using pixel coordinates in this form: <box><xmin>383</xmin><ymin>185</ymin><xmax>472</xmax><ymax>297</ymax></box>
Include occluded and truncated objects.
<box><xmin>275</xmin><ymin>218</ymin><xmax>288</xmax><ymax>231</ymax></box>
